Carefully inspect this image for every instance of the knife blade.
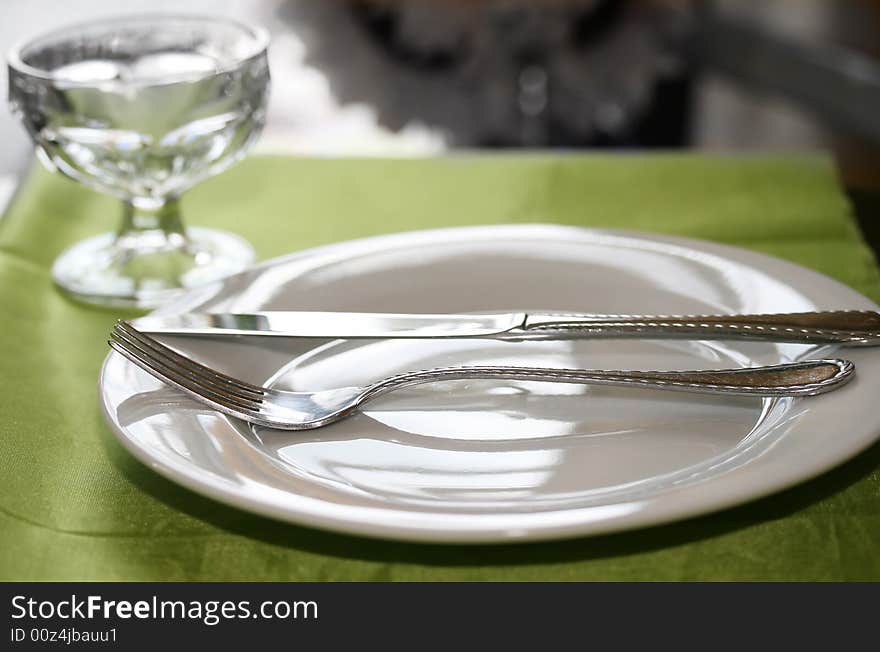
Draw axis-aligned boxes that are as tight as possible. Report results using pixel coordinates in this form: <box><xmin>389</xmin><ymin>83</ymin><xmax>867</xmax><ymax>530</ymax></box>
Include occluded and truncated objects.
<box><xmin>133</xmin><ymin>311</ymin><xmax>529</xmax><ymax>338</ymax></box>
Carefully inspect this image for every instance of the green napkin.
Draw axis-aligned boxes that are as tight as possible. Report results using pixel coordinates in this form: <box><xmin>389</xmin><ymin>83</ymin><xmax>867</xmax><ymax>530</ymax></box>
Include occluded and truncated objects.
<box><xmin>1</xmin><ymin>154</ymin><xmax>879</xmax><ymax>581</ymax></box>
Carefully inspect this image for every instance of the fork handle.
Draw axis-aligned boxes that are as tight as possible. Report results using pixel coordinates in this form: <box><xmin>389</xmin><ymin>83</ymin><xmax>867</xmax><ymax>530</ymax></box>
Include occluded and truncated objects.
<box><xmin>517</xmin><ymin>310</ymin><xmax>880</xmax><ymax>345</ymax></box>
<box><xmin>361</xmin><ymin>359</ymin><xmax>854</xmax><ymax>400</ymax></box>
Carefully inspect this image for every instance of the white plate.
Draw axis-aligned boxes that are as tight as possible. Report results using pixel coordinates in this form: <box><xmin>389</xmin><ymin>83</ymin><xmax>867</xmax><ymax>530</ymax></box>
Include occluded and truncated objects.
<box><xmin>99</xmin><ymin>225</ymin><xmax>880</xmax><ymax>542</ymax></box>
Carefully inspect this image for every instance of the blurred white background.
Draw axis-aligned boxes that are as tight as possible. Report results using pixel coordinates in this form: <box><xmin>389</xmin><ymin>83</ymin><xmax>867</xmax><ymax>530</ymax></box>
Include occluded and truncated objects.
<box><xmin>0</xmin><ymin>0</ymin><xmax>857</xmax><ymax>180</ymax></box>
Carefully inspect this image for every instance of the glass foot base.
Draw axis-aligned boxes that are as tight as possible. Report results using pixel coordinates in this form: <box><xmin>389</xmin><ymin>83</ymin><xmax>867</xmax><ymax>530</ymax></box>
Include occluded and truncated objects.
<box><xmin>52</xmin><ymin>227</ymin><xmax>255</xmax><ymax>309</ymax></box>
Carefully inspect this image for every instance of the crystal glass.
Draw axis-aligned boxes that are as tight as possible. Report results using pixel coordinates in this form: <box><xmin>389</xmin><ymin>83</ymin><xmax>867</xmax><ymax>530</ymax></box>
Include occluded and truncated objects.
<box><xmin>7</xmin><ymin>15</ymin><xmax>270</xmax><ymax>308</ymax></box>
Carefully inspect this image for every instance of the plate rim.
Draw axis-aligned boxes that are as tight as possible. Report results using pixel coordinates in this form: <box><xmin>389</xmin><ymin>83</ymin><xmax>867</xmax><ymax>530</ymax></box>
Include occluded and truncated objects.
<box><xmin>99</xmin><ymin>223</ymin><xmax>880</xmax><ymax>543</ymax></box>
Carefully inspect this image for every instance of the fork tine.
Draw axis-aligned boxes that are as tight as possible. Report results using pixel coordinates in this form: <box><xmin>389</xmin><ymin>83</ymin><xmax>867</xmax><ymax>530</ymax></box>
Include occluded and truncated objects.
<box><xmin>113</xmin><ymin>321</ymin><xmax>264</xmax><ymax>397</ymax></box>
<box><xmin>109</xmin><ymin>329</ymin><xmax>263</xmax><ymax>408</ymax></box>
<box><xmin>108</xmin><ymin>338</ymin><xmax>263</xmax><ymax>413</ymax></box>
<box><xmin>109</xmin><ymin>341</ymin><xmax>262</xmax><ymax>421</ymax></box>
<box><xmin>114</xmin><ymin>320</ymin><xmax>264</xmax><ymax>396</ymax></box>
<box><xmin>110</xmin><ymin>330</ymin><xmax>262</xmax><ymax>402</ymax></box>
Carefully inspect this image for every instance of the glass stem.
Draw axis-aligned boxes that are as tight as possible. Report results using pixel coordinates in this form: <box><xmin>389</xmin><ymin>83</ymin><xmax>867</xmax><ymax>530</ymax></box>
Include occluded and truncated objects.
<box><xmin>116</xmin><ymin>196</ymin><xmax>187</xmax><ymax>250</ymax></box>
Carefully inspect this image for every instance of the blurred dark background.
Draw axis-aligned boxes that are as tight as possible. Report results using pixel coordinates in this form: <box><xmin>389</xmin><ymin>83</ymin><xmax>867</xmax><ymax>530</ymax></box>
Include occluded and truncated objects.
<box><xmin>2</xmin><ymin>0</ymin><xmax>879</xmax><ymax>247</ymax></box>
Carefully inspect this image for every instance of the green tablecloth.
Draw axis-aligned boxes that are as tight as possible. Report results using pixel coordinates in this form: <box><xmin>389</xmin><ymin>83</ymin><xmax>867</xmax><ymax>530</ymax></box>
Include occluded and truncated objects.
<box><xmin>2</xmin><ymin>154</ymin><xmax>879</xmax><ymax>581</ymax></box>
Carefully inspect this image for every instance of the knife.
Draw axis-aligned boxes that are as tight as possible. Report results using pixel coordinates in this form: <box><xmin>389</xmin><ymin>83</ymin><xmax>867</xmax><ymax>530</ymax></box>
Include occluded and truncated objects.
<box><xmin>133</xmin><ymin>309</ymin><xmax>880</xmax><ymax>345</ymax></box>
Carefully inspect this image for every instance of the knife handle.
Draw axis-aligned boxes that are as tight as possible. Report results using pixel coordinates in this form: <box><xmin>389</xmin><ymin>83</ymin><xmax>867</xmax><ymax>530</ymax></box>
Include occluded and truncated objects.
<box><xmin>518</xmin><ymin>310</ymin><xmax>880</xmax><ymax>345</ymax></box>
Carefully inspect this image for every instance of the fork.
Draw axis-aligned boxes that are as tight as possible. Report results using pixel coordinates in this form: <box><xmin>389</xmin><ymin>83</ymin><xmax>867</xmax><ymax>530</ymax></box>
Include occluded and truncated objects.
<box><xmin>108</xmin><ymin>321</ymin><xmax>856</xmax><ymax>430</ymax></box>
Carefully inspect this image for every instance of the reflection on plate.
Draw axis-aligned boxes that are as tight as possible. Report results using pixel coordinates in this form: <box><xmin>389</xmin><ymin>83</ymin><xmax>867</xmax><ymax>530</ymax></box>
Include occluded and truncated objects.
<box><xmin>100</xmin><ymin>225</ymin><xmax>880</xmax><ymax>542</ymax></box>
